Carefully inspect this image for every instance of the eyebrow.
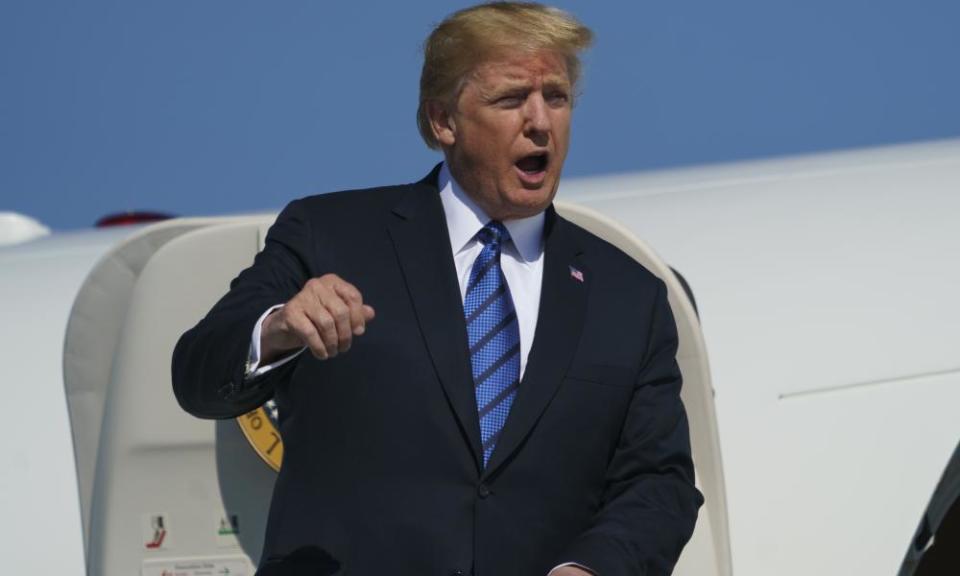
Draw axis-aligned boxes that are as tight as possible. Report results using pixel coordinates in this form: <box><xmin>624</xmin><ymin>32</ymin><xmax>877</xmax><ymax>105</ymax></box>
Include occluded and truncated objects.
<box><xmin>484</xmin><ymin>77</ymin><xmax>570</xmax><ymax>97</ymax></box>
<box><xmin>541</xmin><ymin>78</ymin><xmax>571</xmax><ymax>91</ymax></box>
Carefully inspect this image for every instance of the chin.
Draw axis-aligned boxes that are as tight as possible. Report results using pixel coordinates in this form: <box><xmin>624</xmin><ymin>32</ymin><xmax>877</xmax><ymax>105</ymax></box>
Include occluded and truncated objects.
<box><xmin>501</xmin><ymin>197</ymin><xmax>552</xmax><ymax>220</ymax></box>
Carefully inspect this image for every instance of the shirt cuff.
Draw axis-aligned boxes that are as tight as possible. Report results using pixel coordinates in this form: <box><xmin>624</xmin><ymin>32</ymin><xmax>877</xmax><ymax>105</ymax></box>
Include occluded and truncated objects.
<box><xmin>246</xmin><ymin>304</ymin><xmax>305</xmax><ymax>380</ymax></box>
<box><xmin>548</xmin><ymin>562</ymin><xmax>596</xmax><ymax>576</ymax></box>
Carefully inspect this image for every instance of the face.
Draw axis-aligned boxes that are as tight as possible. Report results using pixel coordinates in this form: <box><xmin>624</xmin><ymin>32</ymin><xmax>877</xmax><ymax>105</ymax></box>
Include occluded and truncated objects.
<box><xmin>429</xmin><ymin>51</ymin><xmax>573</xmax><ymax>221</ymax></box>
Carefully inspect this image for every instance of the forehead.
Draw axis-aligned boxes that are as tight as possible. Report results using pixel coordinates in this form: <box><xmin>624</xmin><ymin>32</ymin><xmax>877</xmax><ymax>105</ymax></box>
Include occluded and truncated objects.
<box><xmin>469</xmin><ymin>51</ymin><xmax>571</xmax><ymax>87</ymax></box>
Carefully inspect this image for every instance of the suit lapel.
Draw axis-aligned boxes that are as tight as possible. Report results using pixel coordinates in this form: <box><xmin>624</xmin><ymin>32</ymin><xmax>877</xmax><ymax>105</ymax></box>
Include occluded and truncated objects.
<box><xmin>387</xmin><ymin>172</ymin><xmax>484</xmax><ymax>471</ymax></box>
<box><xmin>483</xmin><ymin>210</ymin><xmax>589</xmax><ymax>478</ymax></box>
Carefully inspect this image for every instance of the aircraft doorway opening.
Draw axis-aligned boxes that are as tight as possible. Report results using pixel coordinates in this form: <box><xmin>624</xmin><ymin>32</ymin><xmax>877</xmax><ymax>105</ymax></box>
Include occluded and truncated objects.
<box><xmin>904</xmin><ymin>441</ymin><xmax>960</xmax><ymax>576</ymax></box>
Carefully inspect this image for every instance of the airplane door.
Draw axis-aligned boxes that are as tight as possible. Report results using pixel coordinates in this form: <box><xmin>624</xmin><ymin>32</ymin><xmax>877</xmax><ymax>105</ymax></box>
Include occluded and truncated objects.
<box><xmin>66</xmin><ymin>217</ymin><xmax>276</xmax><ymax>576</ymax></box>
<box><xmin>555</xmin><ymin>201</ymin><xmax>732</xmax><ymax>576</ymax></box>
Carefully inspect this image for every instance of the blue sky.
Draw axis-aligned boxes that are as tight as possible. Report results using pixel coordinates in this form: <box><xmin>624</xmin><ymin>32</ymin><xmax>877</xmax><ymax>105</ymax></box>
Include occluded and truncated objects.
<box><xmin>3</xmin><ymin>0</ymin><xmax>959</xmax><ymax>230</ymax></box>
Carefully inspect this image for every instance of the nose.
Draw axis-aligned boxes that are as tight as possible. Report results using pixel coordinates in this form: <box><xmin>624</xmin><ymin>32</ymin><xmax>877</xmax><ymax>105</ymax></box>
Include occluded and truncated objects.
<box><xmin>523</xmin><ymin>92</ymin><xmax>551</xmax><ymax>144</ymax></box>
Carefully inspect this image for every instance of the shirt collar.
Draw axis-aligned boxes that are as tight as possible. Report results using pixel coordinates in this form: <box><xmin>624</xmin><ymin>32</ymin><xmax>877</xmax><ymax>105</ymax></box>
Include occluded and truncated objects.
<box><xmin>438</xmin><ymin>162</ymin><xmax>545</xmax><ymax>262</ymax></box>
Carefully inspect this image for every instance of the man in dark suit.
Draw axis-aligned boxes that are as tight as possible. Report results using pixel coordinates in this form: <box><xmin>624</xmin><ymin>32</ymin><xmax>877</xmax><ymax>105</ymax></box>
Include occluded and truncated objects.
<box><xmin>172</xmin><ymin>3</ymin><xmax>702</xmax><ymax>575</ymax></box>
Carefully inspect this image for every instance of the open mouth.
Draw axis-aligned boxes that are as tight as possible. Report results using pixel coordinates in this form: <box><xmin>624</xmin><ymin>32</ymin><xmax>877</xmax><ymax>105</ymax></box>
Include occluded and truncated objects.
<box><xmin>515</xmin><ymin>152</ymin><xmax>549</xmax><ymax>175</ymax></box>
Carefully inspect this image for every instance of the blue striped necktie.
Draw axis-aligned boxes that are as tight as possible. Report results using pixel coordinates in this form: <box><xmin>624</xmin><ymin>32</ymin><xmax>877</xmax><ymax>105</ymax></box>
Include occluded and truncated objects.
<box><xmin>464</xmin><ymin>221</ymin><xmax>521</xmax><ymax>467</ymax></box>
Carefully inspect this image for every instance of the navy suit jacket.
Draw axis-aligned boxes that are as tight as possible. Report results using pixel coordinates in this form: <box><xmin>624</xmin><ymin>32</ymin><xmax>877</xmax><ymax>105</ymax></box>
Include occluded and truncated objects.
<box><xmin>172</xmin><ymin>167</ymin><xmax>703</xmax><ymax>576</ymax></box>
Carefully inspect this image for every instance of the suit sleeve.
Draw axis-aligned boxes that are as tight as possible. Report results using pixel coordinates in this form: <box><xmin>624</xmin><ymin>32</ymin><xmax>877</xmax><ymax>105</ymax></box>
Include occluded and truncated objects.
<box><xmin>559</xmin><ymin>279</ymin><xmax>704</xmax><ymax>576</ymax></box>
<box><xmin>172</xmin><ymin>199</ymin><xmax>315</xmax><ymax>419</ymax></box>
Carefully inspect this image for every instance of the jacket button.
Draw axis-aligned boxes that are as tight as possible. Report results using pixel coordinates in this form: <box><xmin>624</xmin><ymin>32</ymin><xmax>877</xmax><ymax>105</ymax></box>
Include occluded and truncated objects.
<box><xmin>450</xmin><ymin>571</ymin><xmax>465</xmax><ymax>576</ymax></box>
<box><xmin>477</xmin><ymin>483</ymin><xmax>491</xmax><ymax>498</ymax></box>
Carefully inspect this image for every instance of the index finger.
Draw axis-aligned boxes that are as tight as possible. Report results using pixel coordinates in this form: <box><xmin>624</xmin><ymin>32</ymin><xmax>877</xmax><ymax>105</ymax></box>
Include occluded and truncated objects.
<box><xmin>332</xmin><ymin>281</ymin><xmax>369</xmax><ymax>335</ymax></box>
<box><xmin>332</xmin><ymin>280</ymin><xmax>363</xmax><ymax>306</ymax></box>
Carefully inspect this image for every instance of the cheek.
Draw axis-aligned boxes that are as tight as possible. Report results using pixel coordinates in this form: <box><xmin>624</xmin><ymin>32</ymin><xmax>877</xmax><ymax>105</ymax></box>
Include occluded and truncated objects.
<box><xmin>550</xmin><ymin>109</ymin><xmax>572</xmax><ymax>134</ymax></box>
<box><xmin>482</xmin><ymin>115</ymin><xmax>523</xmax><ymax>142</ymax></box>
<box><xmin>555</xmin><ymin>119</ymin><xmax>572</xmax><ymax>144</ymax></box>
<box><xmin>458</xmin><ymin>134</ymin><xmax>496</xmax><ymax>166</ymax></box>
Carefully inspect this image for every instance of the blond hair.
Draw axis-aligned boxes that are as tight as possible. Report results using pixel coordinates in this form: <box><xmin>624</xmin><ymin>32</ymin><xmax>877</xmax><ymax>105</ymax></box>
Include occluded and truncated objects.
<box><xmin>417</xmin><ymin>2</ymin><xmax>593</xmax><ymax>149</ymax></box>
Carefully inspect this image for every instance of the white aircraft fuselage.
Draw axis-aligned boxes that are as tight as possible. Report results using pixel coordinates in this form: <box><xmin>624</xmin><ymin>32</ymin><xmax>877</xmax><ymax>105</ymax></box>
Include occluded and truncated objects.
<box><xmin>2</xmin><ymin>139</ymin><xmax>958</xmax><ymax>575</ymax></box>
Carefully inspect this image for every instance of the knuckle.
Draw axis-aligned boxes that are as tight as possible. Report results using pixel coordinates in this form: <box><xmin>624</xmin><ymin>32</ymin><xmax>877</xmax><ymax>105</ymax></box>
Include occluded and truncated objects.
<box><xmin>317</xmin><ymin>314</ymin><xmax>335</xmax><ymax>332</ymax></box>
<box><xmin>293</xmin><ymin>320</ymin><xmax>315</xmax><ymax>342</ymax></box>
<box><xmin>331</xmin><ymin>303</ymin><xmax>350</xmax><ymax>321</ymax></box>
<box><xmin>311</xmin><ymin>279</ymin><xmax>332</xmax><ymax>297</ymax></box>
<box><xmin>346</xmin><ymin>286</ymin><xmax>363</xmax><ymax>303</ymax></box>
<box><xmin>285</xmin><ymin>314</ymin><xmax>305</xmax><ymax>332</ymax></box>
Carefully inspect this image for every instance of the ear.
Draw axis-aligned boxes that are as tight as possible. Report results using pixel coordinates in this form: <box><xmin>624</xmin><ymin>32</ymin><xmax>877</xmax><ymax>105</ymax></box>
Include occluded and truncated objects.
<box><xmin>426</xmin><ymin>100</ymin><xmax>457</xmax><ymax>147</ymax></box>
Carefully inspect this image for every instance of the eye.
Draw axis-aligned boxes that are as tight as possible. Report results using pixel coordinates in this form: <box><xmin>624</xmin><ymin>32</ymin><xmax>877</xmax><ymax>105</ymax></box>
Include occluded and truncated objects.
<box><xmin>545</xmin><ymin>90</ymin><xmax>570</xmax><ymax>107</ymax></box>
<box><xmin>495</xmin><ymin>94</ymin><xmax>525</xmax><ymax>108</ymax></box>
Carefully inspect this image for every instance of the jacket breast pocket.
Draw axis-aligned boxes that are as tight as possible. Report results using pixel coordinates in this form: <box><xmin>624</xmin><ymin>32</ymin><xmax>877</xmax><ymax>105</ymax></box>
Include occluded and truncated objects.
<box><xmin>564</xmin><ymin>363</ymin><xmax>635</xmax><ymax>389</ymax></box>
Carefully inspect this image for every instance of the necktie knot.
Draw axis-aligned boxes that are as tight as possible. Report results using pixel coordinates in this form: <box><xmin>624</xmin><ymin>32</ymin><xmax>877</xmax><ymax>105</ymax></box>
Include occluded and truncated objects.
<box><xmin>478</xmin><ymin>221</ymin><xmax>509</xmax><ymax>249</ymax></box>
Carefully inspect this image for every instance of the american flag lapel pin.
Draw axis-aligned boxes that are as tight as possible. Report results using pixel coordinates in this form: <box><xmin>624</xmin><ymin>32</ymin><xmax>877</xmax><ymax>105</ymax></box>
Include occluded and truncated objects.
<box><xmin>569</xmin><ymin>265</ymin><xmax>584</xmax><ymax>283</ymax></box>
